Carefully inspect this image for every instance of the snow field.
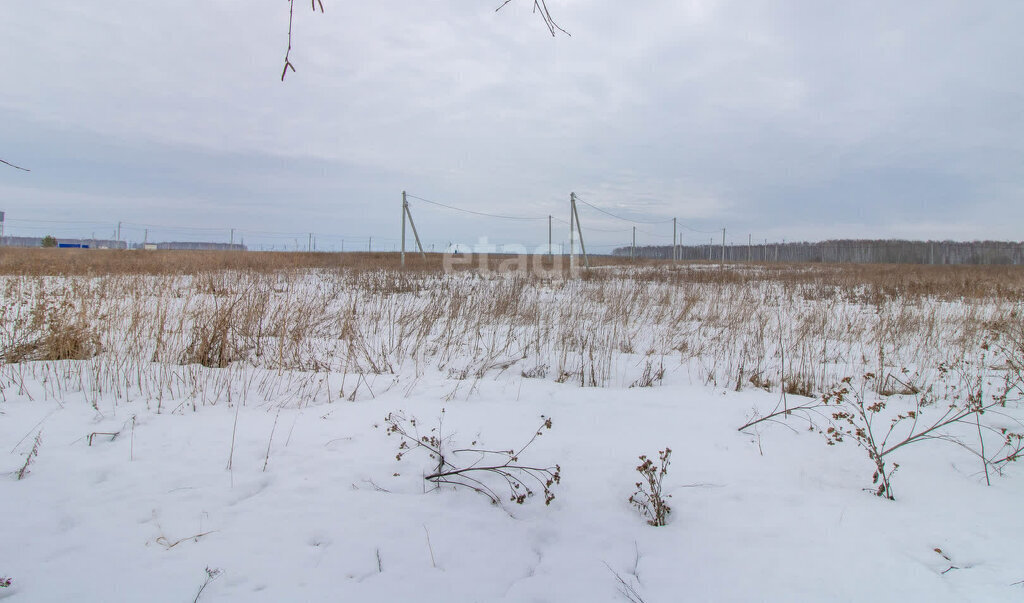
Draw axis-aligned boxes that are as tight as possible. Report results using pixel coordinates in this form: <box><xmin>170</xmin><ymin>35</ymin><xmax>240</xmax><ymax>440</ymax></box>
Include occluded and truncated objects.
<box><xmin>2</xmin><ymin>265</ymin><xmax>1023</xmax><ymax>601</ymax></box>
<box><xmin>4</xmin><ymin>366</ymin><xmax>1024</xmax><ymax>601</ymax></box>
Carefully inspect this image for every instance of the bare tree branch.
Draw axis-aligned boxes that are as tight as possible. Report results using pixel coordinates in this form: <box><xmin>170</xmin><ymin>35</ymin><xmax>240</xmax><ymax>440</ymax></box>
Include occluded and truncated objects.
<box><xmin>0</xmin><ymin>158</ymin><xmax>30</xmax><ymax>172</ymax></box>
<box><xmin>497</xmin><ymin>0</ymin><xmax>570</xmax><ymax>37</ymax></box>
<box><xmin>282</xmin><ymin>1</ymin><xmax>568</xmax><ymax>81</ymax></box>
<box><xmin>281</xmin><ymin>0</ymin><xmax>324</xmax><ymax>81</ymax></box>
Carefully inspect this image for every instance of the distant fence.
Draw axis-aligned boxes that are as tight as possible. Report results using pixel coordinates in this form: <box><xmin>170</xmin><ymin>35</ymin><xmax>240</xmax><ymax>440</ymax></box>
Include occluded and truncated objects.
<box><xmin>615</xmin><ymin>240</ymin><xmax>1024</xmax><ymax>266</ymax></box>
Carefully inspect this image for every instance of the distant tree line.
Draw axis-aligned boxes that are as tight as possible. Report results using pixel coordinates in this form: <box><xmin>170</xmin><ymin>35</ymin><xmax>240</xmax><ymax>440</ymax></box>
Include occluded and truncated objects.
<box><xmin>613</xmin><ymin>239</ymin><xmax>1024</xmax><ymax>266</ymax></box>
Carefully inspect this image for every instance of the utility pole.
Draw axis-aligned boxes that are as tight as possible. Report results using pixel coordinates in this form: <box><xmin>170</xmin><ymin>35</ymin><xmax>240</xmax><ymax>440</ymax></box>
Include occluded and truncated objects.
<box><xmin>230</xmin><ymin>228</ymin><xmax>234</xmax><ymax>247</ymax></box>
<box><xmin>404</xmin><ymin>197</ymin><xmax>426</xmax><ymax>261</ymax></box>
<box><xmin>548</xmin><ymin>215</ymin><xmax>553</xmax><ymax>258</ymax></box>
<box><xmin>143</xmin><ymin>228</ymin><xmax>148</xmax><ymax>247</ymax></box>
<box><xmin>569</xmin><ymin>192</ymin><xmax>589</xmax><ymax>269</ymax></box>
<box><xmin>574</xmin><ymin>193</ymin><xmax>589</xmax><ymax>268</ymax></box>
<box><xmin>672</xmin><ymin>218</ymin><xmax>677</xmax><ymax>265</ymax></box>
<box><xmin>401</xmin><ymin>190</ymin><xmax>407</xmax><ymax>267</ymax></box>
<box><xmin>631</xmin><ymin>226</ymin><xmax>636</xmax><ymax>261</ymax></box>
<box><xmin>368</xmin><ymin>237</ymin><xmax>372</xmax><ymax>253</ymax></box>
<box><xmin>117</xmin><ymin>221</ymin><xmax>121</xmax><ymax>248</ymax></box>
<box><xmin>569</xmin><ymin>193</ymin><xmax>576</xmax><ymax>271</ymax></box>
<box><xmin>748</xmin><ymin>234</ymin><xmax>752</xmax><ymax>262</ymax></box>
<box><xmin>721</xmin><ymin>228</ymin><xmax>726</xmax><ymax>263</ymax></box>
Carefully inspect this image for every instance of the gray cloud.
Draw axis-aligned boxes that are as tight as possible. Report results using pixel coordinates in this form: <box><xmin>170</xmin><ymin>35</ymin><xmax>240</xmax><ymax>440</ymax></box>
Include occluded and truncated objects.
<box><xmin>2</xmin><ymin>0</ymin><xmax>1022</xmax><ymax>249</ymax></box>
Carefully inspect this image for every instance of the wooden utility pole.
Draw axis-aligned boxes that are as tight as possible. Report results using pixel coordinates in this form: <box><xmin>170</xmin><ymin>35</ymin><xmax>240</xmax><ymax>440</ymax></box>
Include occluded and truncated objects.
<box><xmin>748</xmin><ymin>234</ymin><xmax>751</xmax><ymax>262</ymax></box>
<box><xmin>631</xmin><ymin>226</ymin><xmax>636</xmax><ymax>260</ymax></box>
<box><xmin>721</xmin><ymin>228</ymin><xmax>726</xmax><ymax>263</ymax></box>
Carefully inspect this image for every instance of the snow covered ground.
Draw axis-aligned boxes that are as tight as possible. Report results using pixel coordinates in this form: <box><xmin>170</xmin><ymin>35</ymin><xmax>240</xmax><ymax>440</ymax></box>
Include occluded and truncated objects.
<box><xmin>2</xmin><ymin>266</ymin><xmax>1023</xmax><ymax>601</ymax></box>
<box><xmin>4</xmin><ymin>364</ymin><xmax>1024</xmax><ymax>601</ymax></box>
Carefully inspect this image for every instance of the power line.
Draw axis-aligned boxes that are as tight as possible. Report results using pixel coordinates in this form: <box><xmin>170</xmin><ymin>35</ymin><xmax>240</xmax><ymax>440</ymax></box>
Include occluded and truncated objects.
<box><xmin>636</xmin><ymin>228</ymin><xmax>674</xmax><ymax>239</ymax></box>
<box><xmin>676</xmin><ymin>222</ymin><xmax>718</xmax><ymax>235</ymax></box>
<box><xmin>122</xmin><ymin>222</ymin><xmax>229</xmax><ymax>233</ymax></box>
<box><xmin>126</xmin><ymin>222</ymin><xmax>385</xmax><ymax>242</ymax></box>
<box><xmin>576</xmin><ymin>224</ymin><xmax>633</xmax><ymax>234</ymax></box>
<box><xmin>2</xmin><ymin>190</ymin><xmax>727</xmax><ymax>251</ymax></box>
<box><xmin>573</xmin><ymin>196</ymin><xmax>674</xmax><ymax>225</ymax></box>
<box><xmin>573</xmin><ymin>194</ymin><xmax>718</xmax><ymax>234</ymax></box>
<box><xmin>5</xmin><ymin>217</ymin><xmax>116</xmax><ymax>226</ymax></box>
<box><xmin>552</xmin><ymin>215</ymin><xmax>630</xmax><ymax>234</ymax></box>
<box><xmin>406</xmin><ymin>193</ymin><xmax>547</xmax><ymax>221</ymax></box>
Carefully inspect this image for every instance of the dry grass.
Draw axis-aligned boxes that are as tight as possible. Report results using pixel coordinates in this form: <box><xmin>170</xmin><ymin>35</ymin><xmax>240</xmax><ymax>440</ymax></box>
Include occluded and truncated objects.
<box><xmin>0</xmin><ymin>248</ymin><xmax>630</xmax><ymax>277</ymax></box>
<box><xmin>0</xmin><ymin>286</ymin><xmax>101</xmax><ymax>363</ymax></box>
<box><xmin>3</xmin><ymin>247</ymin><xmax>1023</xmax><ymax>301</ymax></box>
<box><xmin>0</xmin><ymin>247</ymin><xmax>1021</xmax><ymax>411</ymax></box>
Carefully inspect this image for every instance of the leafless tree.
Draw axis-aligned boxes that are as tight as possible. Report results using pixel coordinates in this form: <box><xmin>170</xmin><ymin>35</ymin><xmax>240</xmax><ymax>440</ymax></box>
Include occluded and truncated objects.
<box><xmin>282</xmin><ymin>0</ymin><xmax>567</xmax><ymax>81</ymax></box>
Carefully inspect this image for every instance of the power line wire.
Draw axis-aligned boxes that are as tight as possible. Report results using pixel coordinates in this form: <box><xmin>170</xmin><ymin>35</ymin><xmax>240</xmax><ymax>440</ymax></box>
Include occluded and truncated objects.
<box><xmin>552</xmin><ymin>215</ymin><xmax>630</xmax><ymax>234</ymax></box>
<box><xmin>573</xmin><ymin>194</ymin><xmax>718</xmax><ymax>234</ymax></box>
<box><xmin>123</xmin><ymin>221</ymin><xmax>230</xmax><ymax>233</ymax></box>
<box><xmin>676</xmin><ymin>222</ymin><xmax>718</xmax><ymax>235</ymax></box>
<box><xmin>406</xmin><ymin>193</ymin><xmax>547</xmax><ymax>221</ymax></box>
<box><xmin>5</xmin><ymin>217</ymin><xmax>116</xmax><ymax>226</ymax></box>
<box><xmin>635</xmin><ymin>228</ymin><xmax>674</xmax><ymax>239</ymax></box>
<box><xmin>573</xmin><ymin>196</ymin><xmax>674</xmax><ymax>225</ymax></box>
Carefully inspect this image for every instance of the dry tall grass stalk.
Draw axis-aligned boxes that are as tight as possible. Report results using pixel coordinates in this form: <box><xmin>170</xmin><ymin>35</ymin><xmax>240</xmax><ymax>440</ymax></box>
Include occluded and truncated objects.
<box><xmin>0</xmin><ymin>249</ymin><xmax>1021</xmax><ymax>410</ymax></box>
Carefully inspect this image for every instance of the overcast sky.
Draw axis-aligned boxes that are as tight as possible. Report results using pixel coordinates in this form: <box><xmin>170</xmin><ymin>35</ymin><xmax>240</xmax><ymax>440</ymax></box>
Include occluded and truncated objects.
<box><xmin>2</xmin><ymin>1</ymin><xmax>1022</xmax><ymax>251</ymax></box>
